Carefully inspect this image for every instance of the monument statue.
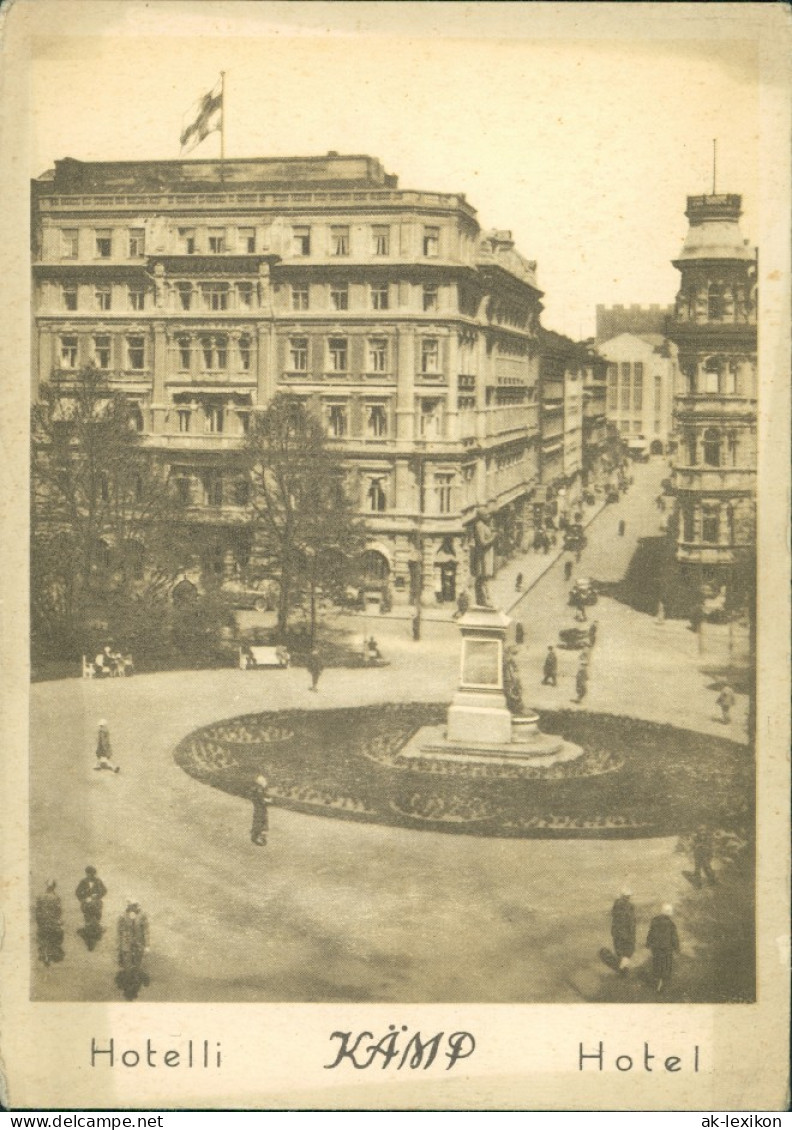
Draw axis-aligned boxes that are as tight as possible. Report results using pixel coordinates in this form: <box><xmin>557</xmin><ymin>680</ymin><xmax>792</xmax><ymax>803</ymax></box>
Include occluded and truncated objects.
<box><xmin>503</xmin><ymin>645</ymin><xmax>527</xmax><ymax>715</ymax></box>
<box><xmin>471</xmin><ymin>509</ymin><xmax>495</xmax><ymax>607</ymax></box>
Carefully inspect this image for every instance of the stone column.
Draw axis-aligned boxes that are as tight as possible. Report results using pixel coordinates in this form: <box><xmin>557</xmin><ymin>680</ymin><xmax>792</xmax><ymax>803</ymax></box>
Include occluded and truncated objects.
<box><xmin>395</xmin><ymin>325</ymin><xmax>416</xmax><ymax>442</ymax></box>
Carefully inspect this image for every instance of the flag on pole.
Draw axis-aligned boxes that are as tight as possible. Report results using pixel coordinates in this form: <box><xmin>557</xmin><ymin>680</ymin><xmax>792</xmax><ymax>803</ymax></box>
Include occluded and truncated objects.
<box><xmin>180</xmin><ymin>78</ymin><xmax>223</xmax><ymax>155</ymax></box>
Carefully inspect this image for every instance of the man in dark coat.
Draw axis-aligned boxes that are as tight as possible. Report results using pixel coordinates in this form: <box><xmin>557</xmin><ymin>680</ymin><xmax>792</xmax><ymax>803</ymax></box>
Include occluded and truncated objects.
<box><xmin>542</xmin><ymin>646</ymin><xmax>558</xmax><ymax>686</ymax></box>
<box><xmin>574</xmin><ymin>663</ymin><xmax>588</xmax><ymax>703</ymax></box>
<box><xmin>610</xmin><ymin>889</ymin><xmax>636</xmax><ymax>974</ymax></box>
<box><xmin>646</xmin><ymin>903</ymin><xmax>680</xmax><ymax>992</ymax></box>
<box><xmin>692</xmin><ymin>825</ymin><xmax>717</xmax><ymax>886</ymax></box>
<box><xmin>307</xmin><ymin>648</ymin><xmax>324</xmax><ymax>691</ymax></box>
<box><xmin>76</xmin><ymin>866</ymin><xmax>108</xmax><ymax>930</ymax></box>
<box><xmin>250</xmin><ymin>775</ymin><xmax>272</xmax><ymax>846</ymax></box>
<box><xmin>118</xmin><ymin>900</ymin><xmax>149</xmax><ymax>971</ymax></box>
<box><xmin>35</xmin><ymin>881</ymin><xmax>65</xmax><ymax>966</ymax></box>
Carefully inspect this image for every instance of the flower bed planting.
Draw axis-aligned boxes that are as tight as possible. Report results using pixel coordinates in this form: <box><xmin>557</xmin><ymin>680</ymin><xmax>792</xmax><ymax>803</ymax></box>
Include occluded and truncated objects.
<box><xmin>174</xmin><ymin>704</ymin><xmax>753</xmax><ymax>839</ymax></box>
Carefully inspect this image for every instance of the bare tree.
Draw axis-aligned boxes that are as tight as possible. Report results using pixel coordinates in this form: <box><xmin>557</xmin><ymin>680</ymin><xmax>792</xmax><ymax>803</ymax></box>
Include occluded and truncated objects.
<box><xmin>31</xmin><ymin>367</ymin><xmax>189</xmax><ymax>659</ymax></box>
<box><xmin>242</xmin><ymin>395</ymin><xmax>365</xmax><ymax>641</ymax></box>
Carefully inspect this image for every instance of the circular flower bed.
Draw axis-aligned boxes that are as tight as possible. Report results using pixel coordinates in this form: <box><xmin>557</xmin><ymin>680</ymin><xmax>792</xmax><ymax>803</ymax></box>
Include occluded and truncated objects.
<box><xmin>173</xmin><ymin>704</ymin><xmax>753</xmax><ymax>839</ymax></box>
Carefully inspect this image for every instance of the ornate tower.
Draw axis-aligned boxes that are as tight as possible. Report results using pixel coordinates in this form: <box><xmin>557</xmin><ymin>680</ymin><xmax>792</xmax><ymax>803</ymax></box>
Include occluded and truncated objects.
<box><xmin>668</xmin><ymin>193</ymin><xmax>757</xmax><ymax>588</ymax></box>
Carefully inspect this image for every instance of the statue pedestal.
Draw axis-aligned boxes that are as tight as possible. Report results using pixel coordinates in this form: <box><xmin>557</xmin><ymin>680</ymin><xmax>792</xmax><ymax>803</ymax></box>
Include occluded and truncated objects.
<box><xmin>446</xmin><ymin>606</ymin><xmax>512</xmax><ymax>745</ymax></box>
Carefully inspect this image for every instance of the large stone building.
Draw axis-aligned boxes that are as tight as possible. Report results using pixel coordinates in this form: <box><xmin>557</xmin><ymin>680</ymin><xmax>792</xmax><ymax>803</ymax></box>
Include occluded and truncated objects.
<box><xmin>31</xmin><ymin>154</ymin><xmax>545</xmax><ymax>607</ymax></box>
<box><xmin>595</xmin><ymin>306</ymin><xmax>678</xmax><ymax>455</ymax></box>
<box><xmin>667</xmin><ymin>192</ymin><xmax>757</xmax><ymax>583</ymax></box>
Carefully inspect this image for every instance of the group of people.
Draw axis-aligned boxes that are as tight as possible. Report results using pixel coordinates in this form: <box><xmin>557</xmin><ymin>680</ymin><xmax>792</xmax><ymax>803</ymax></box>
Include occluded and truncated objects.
<box><xmin>35</xmin><ymin>869</ymin><xmax>150</xmax><ymax>999</ymax></box>
<box><xmin>91</xmin><ymin>645</ymin><xmax>133</xmax><ymax>679</ymax></box>
<box><xmin>540</xmin><ymin>621</ymin><xmax>598</xmax><ymax>704</ymax></box>
<box><xmin>609</xmin><ymin>889</ymin><xmax>681</xmax><ymax>993</ymax></box>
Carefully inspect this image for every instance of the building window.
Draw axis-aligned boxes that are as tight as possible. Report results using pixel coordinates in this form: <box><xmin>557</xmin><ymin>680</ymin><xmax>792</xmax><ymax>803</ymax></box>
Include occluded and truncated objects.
<box><xmin>372</xmin><ymin>226</ymin><xmax>390</xmax><ymax>256</ymax></box>
<box><xmin>330</xmin><ymin>226</ymin><xmax>350</xmax><ymax>256</ymax></box>
<box><xmin>59</xmin><ymin>335</ymin><xmax>78</xmax><ymax>369</ymax></box>
<box><xmin>201</xmin><ymin>283</ymin><xmax>229</xmax><ymax>311</ymax></box>
<box><xmin>293</xmin><ymin>226</ymin><xmax>311</xmax><ymax>256</ymax></box>
<box><xmin>328</xmin><ymin>337</ymin><xmax>348</xmax><ymax>372</ymax></box>
<box><xmin>95</xmin><ymin>285</ymin><xmax>112</xmax><ymax>311</ymax></box>
<box><xmin>175</xmin><ymin>475</ymin><xmax>192</xmax><ymax>504</ymax></box>
<box><xmin>701</xmin><ymin>505</ymin><xmax>720</xmax><ymax>543</ymax></box>
<box><xmin>330</xmin><ymin>283</ymin><xmax>349</xmax><ymax>311</ymax></box>
<box><xmin>200</xmin><ymin>335</ymin><xmax>228</xmax><ymax>371</ymax></box>
<box><xmin>727</xmin><ymin>431</ymin><xmax>738</xmax><ymax>466</ymax></box>
<box><xmin>702</xmin><ymin>428</ymin><xmax>721</xmax><ymax>467</ymax></box>
<box><xmin>176</xmin><ymin>282</ymin><xmax>193</xmax><ymax>311</ymax></box>
<box><xmin>367</xmin><ymin>477</ymin><xmax>387</xmax><ymax>512</ymax></box>
<box><xmin>607</xmin><ymin>364</ymin><xmax>618</xmax><ymax>411</ymax></box>
<box><xmin>177</xmin><ymin>408</ymin><xmax>191</xmax><ymax>433</ymax></box>
<box><xmin>327</xmin><ymin>403</ymin><xmax>347</xmax><ymax>437</ymax></box>
<box><xmin>238</xmin><ymin>227</ymin><xmax>255</xmax><ymax>253</ymax></box>
<box><xmin>633</xmin><ymin>362</ymin><xmax>643</xmax><ymax>410</ymax></box>
<box><xmin>434</xmin><ymin>472</ymin><xmax>454</xmax><ymax>514</ymax></box>
<box><xmin>368</xmin><ymin>338</ymin><xmax>387</xmax><ymax>373</ymax></box>
<box><xmin>423</xmin><ymin>226</ymin><xmax>440</xmax><ymax>257</ymax></box>
<box><xmin>289</xmin><ymin>337</ymin><xmax>308</xmax><ymax>372</ymax></box>
<box><xmin>177</xmin><ymin>335</ymin><xmax>191</xmax><ymax>370</ymax></box>
<box><xmin>654</xmin><ymin>374</ymin><xmax>662</xmax><ymax>408</ymax></box>
<box><xmin>95</xmin><ymin>229</ymin><xmax>112</xmax><ymax>258</ymax></box>
<box><xmin>366</xmin><ymin>404</ymin><xmax>388</xmax><ymax>437</ymax></box>
<box><xmin>128</xmin><ymin>287</ymin><xmax>145</xmax><ymax>311</ymax></box>
<box><xmin>419</xmin><ymin>398</ymin><xmax>442</xmax><ymax>438</ymax></box>
<box><xmin>238</xmin><ymin>335</ymin><xmax>252</xmax><ymax>371</ymax></box>
<box><xmin>204</xmin><ymin>471</ymin><xmax>224</xmax><ymax>505</ymax></box>
<box><xmin>723</xmin><ymin>362</ymin><xmax>737</xmax><ymax>396</ymax></box>
<box><xmin>204</xmin><ymin>405</ymin><xmax>225</xmax><ymax>435</ymax></box>
<box><xmin>371</xmin><ymin>283</ymin><xmax>389</xmax><ymax>310</ymax></box>
<box><xmin>61</xmin><ymin>229</ymin><xmax>79</xmax><ymax>258</ymax></box>
<box><xmin>423</xmin><ymin>284</ymin><xmax>439</xmax><ymax>312</ymax></box>
<box><xmin>292</xmin><ymin>285</ymin><xmax>309</xmax><ymax>311</ymax></box>
<box><xmin>421</xmin><ymin>338</ymin><xmax>440</xmax><ymax>375</ymax></box>
<box><xmin>128</xmin><ymin>229</ymin><xmax>145</xmax><ymax>258</ymax></box>
<box><xmin>237</xmin><ymin>282</ymin><xmax>253</xmax><ymax>309</ymax></box>
<box><xmin>707</xmin><ymin>282</ymin><xmax>726</xmax><ymax>322</ymax></box>
<box><xmin>179</xmin><ymin>228</ymin><xmax>196</xmax><ymax>255</ymax></box>
<box><xmin>93</xmin><ymin>335</ymin><xmax>111</xmax><ymax>369</ymax></box>
<box><xmin>208</xmin><ymin>229</ymin><xmax>226</xmax><ymax>254</ymax></box>
<box><xmin>63</xmin><ymin>285</ymin><xmax>78</xmax><ymax>311</ymax></box>
<box><xmin>126</xmin><ymin>336</ymin><xmax>145</xmax><ymax>370</ymax></box>
<box><xmin>682</xmin><ymin>505</ymin><xmax>694</xmax><ymax>541</ymax></box>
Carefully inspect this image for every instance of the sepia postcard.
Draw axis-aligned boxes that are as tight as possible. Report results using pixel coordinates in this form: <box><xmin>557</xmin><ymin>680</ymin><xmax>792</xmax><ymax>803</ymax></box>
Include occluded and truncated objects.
<box><xmin>0</xmin><ymin>0</ymin><xmax>789</xmax><ymax>1112</ymax></box>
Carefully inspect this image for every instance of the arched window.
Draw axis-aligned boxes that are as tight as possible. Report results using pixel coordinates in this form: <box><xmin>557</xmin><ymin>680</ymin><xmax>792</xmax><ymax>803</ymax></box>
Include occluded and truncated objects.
<box><xmin>361</xmin><ymin>550</ymin><xmax>389</xmax><ymax>582</ymax></box>
<box><xmin>701</xmin><ymin>506</ymin><xmax>720</xmax><ymax>543</ymax></box>
<box><xmin>702</xmin><ymin>428</ymin><xmax>721</xmax><ymax>467</ymax></box>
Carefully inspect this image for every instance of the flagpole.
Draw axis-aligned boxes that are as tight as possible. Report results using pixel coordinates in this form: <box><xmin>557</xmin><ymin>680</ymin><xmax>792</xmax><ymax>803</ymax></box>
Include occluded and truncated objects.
<box><xmin>220</xmin><ymin>71</ymin><xmax>226</xmax><ymax>161</ymax></box>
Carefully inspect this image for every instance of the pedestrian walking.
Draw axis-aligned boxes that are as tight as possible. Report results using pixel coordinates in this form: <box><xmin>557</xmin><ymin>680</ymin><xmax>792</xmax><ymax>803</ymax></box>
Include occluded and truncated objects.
<box><xmin>716</xmin><ymin>684</ymin><xmax>735</xmax><ymax>724</ymax></box>
<box><xmin>539</xmin><ymin>645</ymin><xmax>557</xmax><ymax>687</ymax></box>
<box><xmin>588</xmin><ymin>621</ymin><xmax>598</xmax><ymax>646</ymax></box>
<box><xmin>116</xmin><ymin>899</ymin><xmax>150</xmax><ymax>1000</ymax></box>
<box><xmin>646</xmin><ymin>904</ymin><xmax>680</xmax><ymax>992</ymax></box>
<box><xmin>76</xmin><ymin>866</ymin><xmax>107</xmax><ymax>949</ymax></box>
<box><xmin>610</xmin><ymin>889</ymin><xmax>636</xmax><ymax>975</ymax></box>
<box><xmin>573</xmin><ymin>594</ymin><xmax>588</xmax><ymax>622</ymax></box>
<box><xmin>307</xmin><ymin>648</ymin><xmax>324</xmax><ymax>691</ymax></box>
<box><xmin>35</xmin><ymin>880</ymin><xmax>65</xmax><ymax>966</ymax></box>
<box><xmin>515</xmin><ymin>572</ymin><xmax>523</xmax><ymax>592</ymax></box>
<box><xmin>564</xmin><ymin>558</ymin><xmax>573</xmax><ymax>582</ymax></box>
<box><xmin>618</xmin><ymin>519</ymin><xmax>626</xmax><ymax>537</ymax></box>
<box><xmin>573</xmin><ymin>664</ymin><xmax>588</xmax><ymax>703</ymax></box>
<box><xmin>691</xmin><ymin>825</ymin><xmax>717</xmax><ymax>887</ymax></box>
<box><xmin>94</xmin><ymin>720</ymin><xmax>120</xmax><ymax>773</ymax></box>
<box><xmin>250</xmin><ymin>775</ymin><xmax>272</xmax><ymax>846</ymax></box>
<box><xmin>515</xmin><ymin>621</ymin><xmax>525</xmax><ymax>645</ymax></box>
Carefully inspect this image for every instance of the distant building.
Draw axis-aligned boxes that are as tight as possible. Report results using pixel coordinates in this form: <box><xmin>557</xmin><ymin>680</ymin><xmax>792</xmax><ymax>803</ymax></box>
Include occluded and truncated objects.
<box><xmin>596</xmin><ymin>330</ymin><xmax>677</xmax><ymax>454</ymax></box>
<box><xmin>595</xmin><ymin>303</ymin><xmax>672</xmax><ymax>342</ymax></box>
<box><xmin>667</xmin><ymin>193</ymin><xmax>757</xmax><ymax>581</ymax></box>
<box><xmin>31</xmin><ymin>154</ymin><xmax>545</xmax><ymax>607</ymax></box>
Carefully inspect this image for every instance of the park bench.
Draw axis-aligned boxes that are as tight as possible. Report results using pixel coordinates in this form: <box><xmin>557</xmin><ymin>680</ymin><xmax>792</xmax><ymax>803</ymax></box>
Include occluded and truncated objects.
<box><xmin>239</xmin><ymin>645</ymin><xmax>290</xmax><ymax>670</ymax></box>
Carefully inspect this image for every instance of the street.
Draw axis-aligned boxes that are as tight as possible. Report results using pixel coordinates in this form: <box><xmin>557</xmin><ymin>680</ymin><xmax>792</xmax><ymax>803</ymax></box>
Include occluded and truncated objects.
<box><xmin>30</xmin><ymin>459</ymin><xmax>750</xmax><ymax>1004</ymax></box>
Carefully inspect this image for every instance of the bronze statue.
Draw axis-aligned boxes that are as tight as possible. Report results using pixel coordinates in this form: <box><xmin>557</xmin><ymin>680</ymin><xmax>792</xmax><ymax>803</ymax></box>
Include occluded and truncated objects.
<box><xmin>471</xmin><ymin>509</ymin><xmax>495</xmax><ymax>607</ymax></box>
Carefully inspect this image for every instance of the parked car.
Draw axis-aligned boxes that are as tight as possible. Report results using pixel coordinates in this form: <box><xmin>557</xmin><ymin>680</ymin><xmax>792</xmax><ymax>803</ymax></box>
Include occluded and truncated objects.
<box><xmin>606</xmin><ymin>487</ymin><xmax>620</xmax><ymax>504</ymax></box>
<box><xmin>563</xmin><ymin>524</ymin><xmax>586</xmax><ymax>552</ymax></box>
<box><xmin>568</xmin><ymin>577</ymin><xmax>598</xmax><ymax>607</ymax></box>
<box><xmin>558</xmin><ymin>626</ymin><xmax>590</xmax><ymax>649</ymax></box>
<box><xmin>221</xmin><ymin>577</ymin><xmax>277</xmax><ymax>612</ymax></box>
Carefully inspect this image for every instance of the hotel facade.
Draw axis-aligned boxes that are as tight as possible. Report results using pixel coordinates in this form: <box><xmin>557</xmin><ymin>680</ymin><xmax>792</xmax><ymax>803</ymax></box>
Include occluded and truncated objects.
<box><xmin>32</xmin><ymin>154</ymin><xmax>547</xmax><ymax>606</ymax></box>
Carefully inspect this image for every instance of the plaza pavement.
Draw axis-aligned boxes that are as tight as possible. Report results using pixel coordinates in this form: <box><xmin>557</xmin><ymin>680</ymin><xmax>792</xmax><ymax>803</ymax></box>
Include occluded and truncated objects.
<box><xmin>30</xmin><ymin>459</ymin><xmax>750</xmax><ymax>1003</ymax></box>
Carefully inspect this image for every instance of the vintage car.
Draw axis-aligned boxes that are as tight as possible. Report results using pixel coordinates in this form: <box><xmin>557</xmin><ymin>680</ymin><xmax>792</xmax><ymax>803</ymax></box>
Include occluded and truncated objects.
<box><xmin>563</xmin><ymin>524</ymin><xmax>586</xmax><ymax>552</ymax></box>
<box><xmin>605</xmin><ymin>486</ymin><xmax>620</xmax><ymax>504</ymax></box>
<box><xmin>558</xmin><ymin>626</ymin><xmax>591</xmax><ymax>649</ymax></box>
<box><xmin>221</xmin><ymin>577</ymin><xmax>277</xmax><ymax>612</ymax></box>
<box><xmin>568</xmin><ymin>577</ymin><xmax>598</xmax><ymax>607</ymax></box>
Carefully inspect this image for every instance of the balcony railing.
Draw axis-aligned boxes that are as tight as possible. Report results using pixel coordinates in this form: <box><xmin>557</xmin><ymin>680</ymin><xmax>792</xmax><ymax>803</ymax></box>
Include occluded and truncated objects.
<box><xmin>673</xmin><ymin>465</ymin><xmax>756</xmax><ymax>492</ymax></box>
